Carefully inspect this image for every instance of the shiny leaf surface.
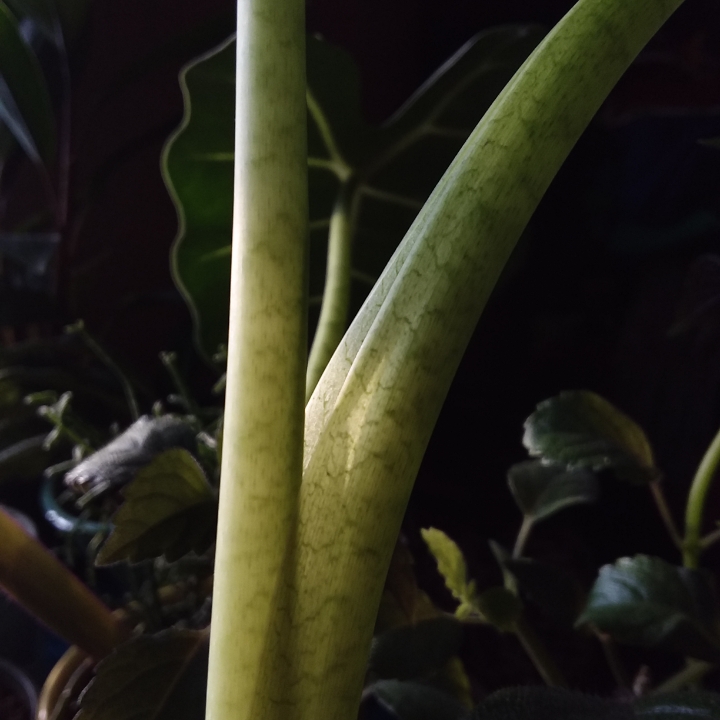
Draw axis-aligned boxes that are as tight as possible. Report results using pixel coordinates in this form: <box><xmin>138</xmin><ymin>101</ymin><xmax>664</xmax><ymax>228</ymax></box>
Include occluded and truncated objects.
<box><xmin>523</xmin><ymin>391</ymin><xmax>657</xmax><ymax>484</ymax></box>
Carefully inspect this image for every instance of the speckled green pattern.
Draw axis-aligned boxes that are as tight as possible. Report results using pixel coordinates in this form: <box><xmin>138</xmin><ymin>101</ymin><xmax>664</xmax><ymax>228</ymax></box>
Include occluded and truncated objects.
<box><xmin>296</xmin><ymin>1</ymin><xmax>684</xmax><ymax>719</ymax></box>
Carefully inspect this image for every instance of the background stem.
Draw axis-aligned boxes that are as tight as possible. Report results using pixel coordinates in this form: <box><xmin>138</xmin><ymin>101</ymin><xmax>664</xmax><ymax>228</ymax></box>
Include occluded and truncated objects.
<box><xmin>684</xmin><ymin>426</ymin><xmax>720</xmax><ymax>568</ymax></box>
<box><xmin>306</xmin><ymin>182</ymin><xmax>356</xmax><ymax>400</ymax></box>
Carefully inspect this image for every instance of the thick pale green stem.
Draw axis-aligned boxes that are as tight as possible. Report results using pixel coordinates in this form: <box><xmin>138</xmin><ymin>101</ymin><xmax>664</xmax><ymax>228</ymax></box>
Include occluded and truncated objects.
<box><xmin>684</xmin><ymin>426</ymin><xmax>720</xmax><ymax>568</ymax></box>
<box><xmin>296</xmin><ymin>2</ymin><xmax>684</xmax><ymax>718</ymax></box>
<box><xmin>305</xmin><ymin>182</ymin><xmax>356</xmax><ymax>401</ymax></box>
<box><xmin>205</xmin><ymin>0</ymin><xmax>307</xmax><ymax>718</ymax></box>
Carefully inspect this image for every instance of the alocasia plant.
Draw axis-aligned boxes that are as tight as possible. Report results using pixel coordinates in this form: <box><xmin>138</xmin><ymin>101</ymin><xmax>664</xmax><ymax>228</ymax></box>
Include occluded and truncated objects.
<box><xmin>204</xmin><ymin>0</ymin><xmax>688</xmax><ymax>719</ymax></box>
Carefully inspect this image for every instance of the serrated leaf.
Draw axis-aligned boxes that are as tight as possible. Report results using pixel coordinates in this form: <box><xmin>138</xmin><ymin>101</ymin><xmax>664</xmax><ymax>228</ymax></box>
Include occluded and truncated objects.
<box><xmin>578</xmin><ymin>555</ymin><xmax>720</xmax><ymax>661</ymax></box>
<box><xmin>421</xmin><ymin>528</ymin><xmax>474</xmax><ymax>605</ymax></box>
<box><xmin>503</xmin><ymin>558</ymin><xmax>581</xmax><ymax>626</ymax></box>
<box><xmin>363</xmin><ymin>680</ymin><xmax>467</xmax><ymax>720</ymax></box>
<box><xmin>96</xmin><ymin>448</ymin><xmax>217</xmax><ymax>565</ymax></box>
<box><xmin>0</xmin><ymin>1</ymin><xmax>56</xmax><ymax>164</ymax></box>
<box><xmin>369</xmin><ymin>617</ymin><xmax>462</xmax><ymax>681</ymax></box>
<box><xmin>634</xmin><ymin>691</ymin><xmax>720</xmax><ymax>719</ymax></box>
<box><xmin>523</xmin><ymin>391</ymin><xmax>658</xmax><ymax>484</ymax></box>
<box><xmin>507</xmin><ymin>460</ymin><xmax>599</xmax><ymax>523</ymax></box>
<box><xmin>76</xmin><ymin>629</ymin><xmax>208</xmax><ymax>720</ymax></box>
<box><xmin>470</xmin><ymin>687</ymin><xmax>634</xmax><ymax>720</ymax></box>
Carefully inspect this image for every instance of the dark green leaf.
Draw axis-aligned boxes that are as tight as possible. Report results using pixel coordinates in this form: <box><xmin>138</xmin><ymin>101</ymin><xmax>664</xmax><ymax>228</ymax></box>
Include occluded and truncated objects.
<box><xmin>578</xmin><ymin>555</ymin><xmax>720</xmax><ymax>661</ymax></box>
<box><xmin>369</xmin><ymin>617</ymin><xmax>462</xmax><ymax>681</ymax></box>
<box><xmin>96</xmin><ymin>448</ymin><xmax>217</xmax><ymax>565</ymax></box>
<box><xmin>164</xmin><ymin>29</ymin><xmax>543</xmax><ymax>359</ymax></box>
<box><xmin>503</xmin><ymin>558</ymin><xmax>581</xmax><ymax>626</ymax></box>
<box><xmin>507</xmin><ymin>460</ymin><xmax>598</xmax><ymax>522</ymax></box>
<box><xmin>470</xmin><ymin>687</ymin><xmax>634</xmax><ymax>720</ymax></box>
<box><xmin>162</xmin><ymin>36</ymin><xmax>235</xmax><ymax>360</ymax></box>
<box><xmin>635</xmin><ymin>691</ymin><xmax>720</xmax><ymax>719</ymax></box>
<box><xmin>523</xmin><ymin>391</ymin><xmax>658</xmax><ymax>484</ymax></box>
<box><xmin>77</xmin><ymin>629</ymin><xmax>208</xmax><ymax>720</ymax></box>
<box><xmin>0</xmin><ymin>1</ymin><xmax>55</xmax><ymax>164</ymax></box>
<box><xmin>364</xmin><ymin>680</ymin><xmax>467</xmax><ymax>720</ymax></box>
<box><xmin>475</xmin><ymin>587</ymin><xmax>522</xmax><ymax>631</ymax></box>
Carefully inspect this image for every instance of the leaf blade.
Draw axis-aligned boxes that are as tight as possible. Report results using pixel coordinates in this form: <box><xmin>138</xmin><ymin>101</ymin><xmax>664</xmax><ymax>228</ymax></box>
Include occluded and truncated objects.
<box><xmin>96</xmin><ymin>448</ymin><xmax>217</xmax><ymax>565</ymax></box>
<box><xmin>523</xmin><ymin>391</ymin><xmax>657</xmax><ymax>484</ymax></box>
<box><xmin>578</xmin><ymin>555</ymin><xmax>720</xmax><ymax>661</ymax></box>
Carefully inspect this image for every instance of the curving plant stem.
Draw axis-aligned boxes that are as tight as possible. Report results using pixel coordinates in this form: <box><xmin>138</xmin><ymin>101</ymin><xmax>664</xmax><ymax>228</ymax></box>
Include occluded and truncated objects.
<box><xmin>205</xmin><ymin>0</ymin><xmax>308</xmax><ymax>718</ymax></box>
<box><xmin>305</xmin><ymin>181</ymin><xmax>358</xmax><ymax>401</ymax></box>
<box><xmin>684</xmin><ymin>426</ymin><xmax>720</xmax><ymax>568</ymax></box>
<box><xmin>296</xmin><ymin>2</ymin><xmax>685</xmax><ymax>718</ymax></box>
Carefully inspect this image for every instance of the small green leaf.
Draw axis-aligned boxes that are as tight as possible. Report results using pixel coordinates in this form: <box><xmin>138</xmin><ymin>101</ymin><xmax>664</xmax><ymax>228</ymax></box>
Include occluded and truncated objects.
<box><xmin>469</xmin><ymin>687</ymin><xmax>634</xmax><ymax>720</ymax></box>
<box><xmin>507</xmin><ymin>460</ymin><xmax>598</xmax><ymax>523</ymax></box>
<box><xmin>364</xmin><ymin>680</ymin><xmax>468</xmax><ymax>720</ymax></box>
<box><xmin>96</xmin><ymin>448</ymin><xmax>217</xmax><ymax>565</ymax></box>
<box><xmin>76</xmin><ymin>629</ymin><xmax>208</xmax><ymax>720</ymax></box>
<box><xmin>578</xmin><ymin>555</ymin><xmax>720</xmax><ymax>661</ymax></box>
<box><xmin>0</xmin><ymin>1</ymin><xmax>56</xmax><ymax>164</ymax></box>
<box><xmin>475</xmin><ymin>587</ymin><xmax>522</xmax><ymax>632</ymax></box>
<box><xmin>421</xmin><ymin>528</ymin><xmax>475</xmax><ymax>606</ymax></box>
<box><xmin>523</xmin><ymin>391</ymin><xmax>658</xmax><ymax>484</ymax></box>
<box><xmin>634</xmin><ymin>691</ymin><xmax>720</xmax><ymax>719</ymax></box>
<box><xmin>369</xmin><ymin>617</ymin><xmax>463</xmax><ymax>681</ymax></box>
<box><xmin>503</xmin><ymin>558</ymin><xmax>581</xmax><ymax>626</ymax></box>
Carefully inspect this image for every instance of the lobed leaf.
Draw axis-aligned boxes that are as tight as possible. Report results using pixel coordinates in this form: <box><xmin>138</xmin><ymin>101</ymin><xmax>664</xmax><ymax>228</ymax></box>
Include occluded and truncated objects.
<box><xmin>523</xmin><ymin>391</ymin><xmax>658</xmax><ymax>484</ymax></box>
<box><xmin>507</xmin><ymin>460</ymin><xmax>599</xmax><ymax>523</ymax></box>
<box><xmin>421</xmin><ymin>528</ymin><xmax>475</xmax><ymax>606</ymax></box>
<box><xmin>76</xmin><ymin>629</ymin><xmax>208</xmax><ymax>720</ymax></box>
<box><xmin>578</xmin><ymin>555</ymin><xmax>720</xmax><ymax>661</ymax></box>
<box><xmin>96</xmin><ymin>448</ymin><xmax>217</xmax><ymax>565</ymax></box>
<box><xmin>163</xmin><ymin>29</ymin><xmax>544</xmax><ymax>360</ymax></box>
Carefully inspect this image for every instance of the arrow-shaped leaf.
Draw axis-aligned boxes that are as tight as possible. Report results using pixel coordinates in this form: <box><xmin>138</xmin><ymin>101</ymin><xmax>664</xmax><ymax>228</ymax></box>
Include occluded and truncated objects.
<box><xmin>96</xmin><ymin>448</ymin><xmax>217</xmax><ymax>565</ymax></box>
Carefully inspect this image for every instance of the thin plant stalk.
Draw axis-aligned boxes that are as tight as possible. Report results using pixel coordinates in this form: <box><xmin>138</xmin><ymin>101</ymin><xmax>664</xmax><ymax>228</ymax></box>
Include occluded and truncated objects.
<box><xmin>205</xmin><ymin>0</ymin><xmax>308</xmax><ymax>718</ymax></box>
<box><xmin>684</xmin><ymin>426</ymin><xmax>720</xmax><ymax>568</ymax></box>
<box><xmin>305</xmin><ymin>183</ymin><xmax>357</xmax><ymax>400</ymax></box>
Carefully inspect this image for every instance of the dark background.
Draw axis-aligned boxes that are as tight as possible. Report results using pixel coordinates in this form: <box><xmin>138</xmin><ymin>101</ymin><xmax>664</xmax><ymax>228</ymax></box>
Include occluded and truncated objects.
<box><xmin>3</xmin><ymin>0</ymin><xmax>720</xmax><ymax>694</ymax></box>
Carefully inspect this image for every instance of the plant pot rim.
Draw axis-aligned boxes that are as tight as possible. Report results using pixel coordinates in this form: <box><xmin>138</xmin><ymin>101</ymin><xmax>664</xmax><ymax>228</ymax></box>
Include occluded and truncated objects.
<box><xmin>36</xmin><ymin>646</ymin><xmax>89</xmax><ymax>720</ymax></box>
